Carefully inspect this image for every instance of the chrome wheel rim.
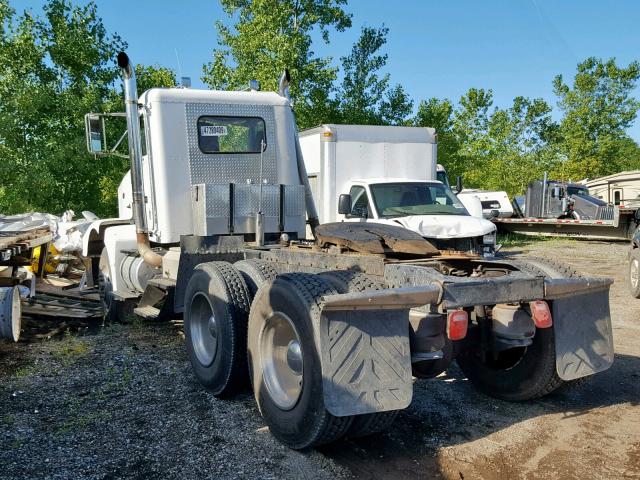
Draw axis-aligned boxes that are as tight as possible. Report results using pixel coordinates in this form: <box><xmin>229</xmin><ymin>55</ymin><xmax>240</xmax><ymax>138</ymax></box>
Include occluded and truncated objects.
<box><xmin>631</xmin><ymin>259</ymin><xmax>640</xmax><ymax>289</ymax></box>
<box><xmin>190</xmin><ymin>292</ymin><xmax>218</xmax><ymax>367</ymax></box>
<box><xmin>259</xmin><ymin>312</ymin><xmax>303</xmax><ymax>410</ymax></box>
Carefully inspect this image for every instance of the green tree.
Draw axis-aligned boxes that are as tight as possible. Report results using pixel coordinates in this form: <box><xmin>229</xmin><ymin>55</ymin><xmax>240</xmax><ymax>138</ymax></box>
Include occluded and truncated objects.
<box><xmin>414</xmin><ymin>97</ymin><xmax>459</xmax><ymax>174</ymax></box>
<box><xmin>338</xmin><ymin>26</ymin><xmax>412</xmax><ymax>125</ymax></box>
<box><xmin>0</xmin><ymin>0</ymin><xmax>125</xmax><ymax>216</ymax></box>
<box><xmin>202</xmin><ymin>0</ymin><xmax>351</xmax><ymax>129</ymax></box>
<box><xmin>553</xmin><ymin>57</ymin><xmax>640</xmax><ymax>180</ymax></box>
<box><xmin>414</xmin><ymin>91</ymin><xmax>558</xmax><ymax>196</ymax></box>
<box><xmin>0</xmin><ymin>0</ymin><xmax>177</xmax><ymax>217</ymax></box>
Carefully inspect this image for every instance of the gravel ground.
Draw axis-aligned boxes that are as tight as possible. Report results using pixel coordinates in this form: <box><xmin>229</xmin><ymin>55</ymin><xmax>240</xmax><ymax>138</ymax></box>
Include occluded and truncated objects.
<box><xmin>1</xmin><ymin>238</ymin><xmax>639</xmax><ymax>479</ymax></box>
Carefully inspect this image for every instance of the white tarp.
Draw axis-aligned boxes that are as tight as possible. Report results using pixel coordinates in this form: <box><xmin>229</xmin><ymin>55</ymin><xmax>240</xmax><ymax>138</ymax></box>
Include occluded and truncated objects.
<box><xmin>0</xmin><ymin>210</ymin><xmax>97</xmax><ymax>252</ymax></box>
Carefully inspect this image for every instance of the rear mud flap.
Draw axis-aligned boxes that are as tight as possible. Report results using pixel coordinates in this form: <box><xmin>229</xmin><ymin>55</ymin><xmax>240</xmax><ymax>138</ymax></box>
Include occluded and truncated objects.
<box><xmin>319</xmin><ymin>286</ymin><xmax>440</xmax><ymax>417</ymax></box>
<box><xmin>546</xmin><ymin>278</ymin><xmax>614</xmax><ymax>381</ymax></box>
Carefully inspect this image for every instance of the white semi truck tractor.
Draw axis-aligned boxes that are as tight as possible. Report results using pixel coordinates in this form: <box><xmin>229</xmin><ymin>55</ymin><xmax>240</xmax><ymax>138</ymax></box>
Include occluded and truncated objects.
<box><xmin>82</xmin><ymin>52</ymin><xmax>614</xmax><ymax>450</ymax></box>
<box><xmin>299</xmin><ymin>125</ymin><xmax>497</xmax><ymax>257</ymax></box>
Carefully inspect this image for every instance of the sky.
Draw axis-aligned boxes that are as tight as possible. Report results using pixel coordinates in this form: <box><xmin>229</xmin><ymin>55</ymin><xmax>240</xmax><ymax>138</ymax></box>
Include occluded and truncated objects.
<box><xmin>18</xmin><ymin>0</ymin><xmax>640</xmax><ymax>140</ymax></box>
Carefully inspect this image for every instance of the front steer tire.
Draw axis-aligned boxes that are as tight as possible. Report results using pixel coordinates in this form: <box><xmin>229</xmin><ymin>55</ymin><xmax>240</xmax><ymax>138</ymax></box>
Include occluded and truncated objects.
<box><xmin>184</xmin><ymin>261</ymin><xmax>251</xmax><ymax>397</ymax></box>
<box><xmin>248</xmin><ymin>273</ymin><xmax>353</xmax><ymax>449</ymax></box>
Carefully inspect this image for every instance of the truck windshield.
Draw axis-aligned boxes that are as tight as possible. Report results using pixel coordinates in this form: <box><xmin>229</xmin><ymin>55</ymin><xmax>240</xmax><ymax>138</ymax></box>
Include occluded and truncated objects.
<box><xmin>567</xmin><ymin>186</ymin><xmax>588</xmax><ymax>196</ymax></box>
<box><xmin>370</xmin><ymin>183</ymin><xmax>468</xmax><ymax>217</ymax></box>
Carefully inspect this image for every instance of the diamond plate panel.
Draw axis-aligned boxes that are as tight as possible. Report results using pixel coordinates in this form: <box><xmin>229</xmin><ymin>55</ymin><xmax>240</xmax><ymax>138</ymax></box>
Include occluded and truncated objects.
<box><xmin>205</xmin><ymin>184</ymin><xmax>230</xmax><ymax>217</ymax></box>
<box><xmin>284</xmin><ymin>185</ymin><xmax>305</xmax><ymax>217</ymax></box>
<box><xmin>185</xmin><ymin>103</ymin><xmax>277</xmax><ymax>186</ymax></box>
<box><xmin>234</xmin><ymin>184</ymin><xmax>279</xmax><ymax>217</ymax></box>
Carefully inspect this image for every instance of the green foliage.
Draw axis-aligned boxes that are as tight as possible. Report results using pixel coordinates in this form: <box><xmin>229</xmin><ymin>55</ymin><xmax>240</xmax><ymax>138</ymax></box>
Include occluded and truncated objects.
<box><xmin>1</xmin><ymin>0</ymin><xmax>640</xmax><ymax>219</ymax></box>
<box><xmin>0</xmin><ymin>0</ymin><xmax>124</xmax><ymax>216</ymax></box>
<box><xmin>337</xmin><ymin>26</ymin><xmax>412</xmax><ymax>125</ymax></box>
<box><xmin>552</xmin><ymin>57</ymin><xmax>640</xmax><ymax>180</ymax></box>
<box><xmin>202</xmin><ymin>0</ymin><xmax>351</xmax><ymax>129</ymax></box>
<box><xmin>415</xmin><ymin>91</ymin><xmax>558</xmax><ymax>196</ymax></box>
<box><xmin>0</xmin><ymin>1</ymin><xmax>176</xmax><ymax>218</ymax></box>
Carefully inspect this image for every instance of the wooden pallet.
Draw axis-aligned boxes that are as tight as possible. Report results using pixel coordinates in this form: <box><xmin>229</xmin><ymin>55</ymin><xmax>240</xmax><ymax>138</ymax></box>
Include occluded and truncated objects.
<box><xmin>21</xmin><ymin>293</ymin><xmax>102</xmax><ymax>319</ymax></box>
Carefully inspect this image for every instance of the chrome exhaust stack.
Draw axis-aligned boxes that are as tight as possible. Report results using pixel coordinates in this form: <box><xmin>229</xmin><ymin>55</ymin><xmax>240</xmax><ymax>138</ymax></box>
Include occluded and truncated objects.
<box><xmin>117</xmin><ymin>52</ymin><xmax>162</xmax><ymax>268</ymax></box>
<box><xmin>279</xmin><ymin>69</ymin><xmax>320</xmax><ymax>234</ymax></box>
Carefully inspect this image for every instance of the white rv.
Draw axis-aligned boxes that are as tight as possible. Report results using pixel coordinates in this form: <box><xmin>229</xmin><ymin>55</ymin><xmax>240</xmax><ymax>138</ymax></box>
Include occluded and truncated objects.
<box><xmin>299</xmin><ymin>124</ymin><xmax>497</xmax><ymax>256</ymax></box>
<box><xmin>583</xmin><ymin>170</ymin><xmax>640</xmax><ymax>208</ymax></box>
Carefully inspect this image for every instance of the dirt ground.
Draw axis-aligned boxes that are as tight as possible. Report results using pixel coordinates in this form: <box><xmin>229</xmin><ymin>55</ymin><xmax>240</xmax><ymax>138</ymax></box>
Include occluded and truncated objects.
<box><xmin>1</xmin><ymin>238</ymin><xmax>639</xmax><ymax>479</ymax></box>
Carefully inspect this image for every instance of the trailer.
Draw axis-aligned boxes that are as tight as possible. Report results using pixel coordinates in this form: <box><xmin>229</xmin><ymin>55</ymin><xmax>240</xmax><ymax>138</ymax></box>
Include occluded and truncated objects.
<box><xmin>81</xmin><ymin>52</ymin><xmax>614</xmax><ymax>450</ymax></box>
<box><xmin>583</xmin><ymin>170</ymin><xmax>640</xmax><ymax>208</ymax></box>
<box><xmin>495</xmin><ymin>176</ymin><xmax>638</xmax><ymax>241</ymax></box>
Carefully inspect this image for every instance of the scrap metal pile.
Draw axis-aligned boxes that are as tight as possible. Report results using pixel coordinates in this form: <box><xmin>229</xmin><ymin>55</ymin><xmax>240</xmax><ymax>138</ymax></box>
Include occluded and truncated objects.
<box><xmin>0</xmin><ymin>211</ymin><xmax>102</xmax><ymax>342</ymax></box>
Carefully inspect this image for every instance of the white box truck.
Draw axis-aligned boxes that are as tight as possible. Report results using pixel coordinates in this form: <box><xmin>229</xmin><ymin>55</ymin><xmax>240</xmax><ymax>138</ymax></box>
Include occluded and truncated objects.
<box><xmin>299</xmin><ymin>124</ymin><xmax>498</xmax><ymax>256</ymax></box>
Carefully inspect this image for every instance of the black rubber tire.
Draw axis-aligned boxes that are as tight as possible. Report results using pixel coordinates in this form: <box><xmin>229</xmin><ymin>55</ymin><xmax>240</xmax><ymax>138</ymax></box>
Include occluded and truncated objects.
<box><xmin>235</xmin><ymin>259</ymin><xmax>279</xmax><ymax>298</ymax></box>
<box><xmin>318</xmin><ymin>270</ymin><xmax>400</xmax><ymax>438</ymax></box>
<box><xmin>97</xmin><ymin>249</ymin><xmax>134</xmax><ymax>324</ymax></box>
<box><xmin>184</xmin><ymin>261</ymin><xmax>251</xmax><ymax>396</ymax></box>
<box><xmin>629</xmin><ymin>249</ymin><xmax>640</xmax><ymax>298</ymax></box>
<box><xmin>248</xmin><ymin>273</ymin><xmax>353</xmax><ymax>449</ymax></box>
<box><xmin>457</xmin><ymin>257</ymin><xmax>585</xmax><ymax>401</ymax></box>
<box><xmin>457</xmin><ymin>326</ymin><xmax>564</xmax><ymax>401</ymax></box>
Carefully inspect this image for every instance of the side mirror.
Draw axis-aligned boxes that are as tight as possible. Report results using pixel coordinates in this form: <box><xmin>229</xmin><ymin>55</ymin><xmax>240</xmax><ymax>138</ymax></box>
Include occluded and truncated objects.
<box><xmin>85</xmin><ymin>114</ymin><xmax>106</xmax><ymax>154</ymax></box>
<box><xmin>455</xmin><ymin>175</ymin><xmax>463</xmax><ymax>194</ymax></box>
<box><xmin>634</xmin><ymin>209</ymin><xmax>640</xmax><ymax>222</ymax></box>
<box><xmin>84</xmin><ymin>112</ymin><xmax>129</xmax><ymax>158</ymax></box>
<box><xmin>338</xmin><ymin>194</ymin><xmax>352</xmax><ymax>215</ymax></box>
<box><xmin>490</xmin><ymin>209</ymin><xmax>500</xmax><ymax>218</ymax></box>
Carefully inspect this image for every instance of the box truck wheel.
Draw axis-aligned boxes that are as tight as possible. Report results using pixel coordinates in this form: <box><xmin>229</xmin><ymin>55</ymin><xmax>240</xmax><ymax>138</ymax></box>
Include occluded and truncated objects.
<box><xmin>247</xmin><ymin>273</ymin><xmax>353</xmax><ymax>449</ymax></box>
<box><xmin>318</xmin><ymin>270</ymin><xmax>400</xmax><ymax>437</ymax></box>
<box><xmin>629</xmin><ymin>249</ymin><xmax>640</xmax><ymax>298</ymax></box>
<box><xmin>457</xmin><ymin>258</ymin><xmax>583</xmax><ymax>401</ymax></box>
<box><xmin>234</xmin><ymin>259</ymin><xmax>279</xmax><ymax>297</ymax></box>
<box><xmin>184</xmin><ymin>261</ymin><xmax>251</xmax><ymax>396</ymax></box>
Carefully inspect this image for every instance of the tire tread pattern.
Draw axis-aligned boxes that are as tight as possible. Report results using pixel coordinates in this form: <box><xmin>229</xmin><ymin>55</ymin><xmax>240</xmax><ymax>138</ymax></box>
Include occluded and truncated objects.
<box><xmin>276</xmin><ymin>273</ymin><xmax>353</xmax><ymax>448</ymax></box>
<box><xmin>196</xmin><ymin>261</ymin><xmax>251</xmax><ymax>395</ymax></box>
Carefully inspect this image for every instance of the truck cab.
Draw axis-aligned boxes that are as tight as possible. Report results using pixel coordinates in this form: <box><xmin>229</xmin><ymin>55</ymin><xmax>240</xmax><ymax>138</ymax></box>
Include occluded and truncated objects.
<box><xmin>298</xmin><ymin>124</ymin><xmax>496</xmax><ymax>257</ymax></box>
<box><xmin>338</xmin><ymin>178</ymin><xmax>497</xmax><ymax>257</ymax></box>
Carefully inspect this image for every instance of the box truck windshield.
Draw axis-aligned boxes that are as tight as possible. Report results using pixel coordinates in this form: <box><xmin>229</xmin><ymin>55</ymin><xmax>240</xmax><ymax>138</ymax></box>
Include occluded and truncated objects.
<box><xmin>370</xmin><ymin>182</ymin><xmax>468</xmax><ymax>218</ymax></box>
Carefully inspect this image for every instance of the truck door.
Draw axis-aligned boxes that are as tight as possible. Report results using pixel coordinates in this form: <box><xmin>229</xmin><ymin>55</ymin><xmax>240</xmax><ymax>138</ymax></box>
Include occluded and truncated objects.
<box><xmin>344</xmin><ymin>185</ymin><xmax>372</xmax><ymax>222</ymax></box>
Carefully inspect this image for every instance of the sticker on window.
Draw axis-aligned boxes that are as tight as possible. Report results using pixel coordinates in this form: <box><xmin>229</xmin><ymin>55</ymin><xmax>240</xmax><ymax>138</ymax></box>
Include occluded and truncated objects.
<box><xmin>200</xmin><ymin>125</ymin><xmax>228</xmax><ymax>136</ymax></box>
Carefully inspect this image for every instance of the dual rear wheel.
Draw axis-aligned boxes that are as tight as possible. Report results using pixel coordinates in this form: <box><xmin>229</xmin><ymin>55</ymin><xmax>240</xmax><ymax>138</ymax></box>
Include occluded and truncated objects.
<box><xmin>184</xmin><ymin>262</ymin><xmax>397</xmax><ymax>448</ymax></box>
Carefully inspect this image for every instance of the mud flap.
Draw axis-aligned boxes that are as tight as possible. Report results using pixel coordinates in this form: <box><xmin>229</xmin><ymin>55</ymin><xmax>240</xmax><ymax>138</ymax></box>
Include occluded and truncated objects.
<box><xmin>318</xmin><ymin>286</ymin><xmax>440</xmax><ymax>417</ymax></box>
<box><xmin>545</xmin><ymin>278</ymin><xmax>614</xmax><ymax>381</ymax></box>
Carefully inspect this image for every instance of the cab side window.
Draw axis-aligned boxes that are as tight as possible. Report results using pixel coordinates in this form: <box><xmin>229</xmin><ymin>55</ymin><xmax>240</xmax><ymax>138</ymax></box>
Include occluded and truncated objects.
<box><xmin>349</xmin><ymin>186</ymin><xmax>370</xmax><ymax>218</ymax></box>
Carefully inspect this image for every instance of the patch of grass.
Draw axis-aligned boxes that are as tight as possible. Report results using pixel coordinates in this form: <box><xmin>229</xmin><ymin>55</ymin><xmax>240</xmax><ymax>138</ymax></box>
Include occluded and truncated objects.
<box><xmin>13</xmin><ymin>363</ymin><xmax>37</xmax><ymax>378</ymax></box>
<box><xmin>49</xmin><ymin>334</ymin><xmax>90</xmax><ymax>368</ymax></box>
<box><xmin>498</xmin><ymin>233</ymin><xmax>554</xmax><ymax>249</ymax></box>
<box><xmin>56</xmin><ymin>410</ymin><xmax>113</xmax><ymax>436</ymax></box>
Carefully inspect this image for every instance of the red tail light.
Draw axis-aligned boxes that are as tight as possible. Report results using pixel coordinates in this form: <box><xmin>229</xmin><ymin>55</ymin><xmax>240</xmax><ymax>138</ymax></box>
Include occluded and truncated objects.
<box><xmin>530</xmin><ymin>300</ymin><xmax>552</xmax><ymax>328</ymax></box>
<box><xmin>447</xmin><ymin>309</ymin><xmax>468</xmax><ymax>340</ymax></box>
